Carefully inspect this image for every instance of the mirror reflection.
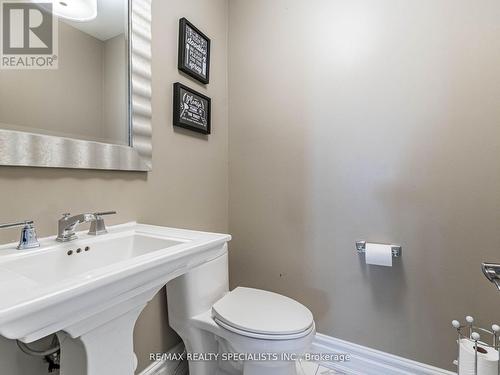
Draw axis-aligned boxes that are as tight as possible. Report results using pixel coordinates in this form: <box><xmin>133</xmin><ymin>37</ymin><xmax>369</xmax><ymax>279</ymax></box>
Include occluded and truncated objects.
<box><xmin>0</xmin><ymin>0</ymin><xmax>129</xmax><ymax>146</ymax></box>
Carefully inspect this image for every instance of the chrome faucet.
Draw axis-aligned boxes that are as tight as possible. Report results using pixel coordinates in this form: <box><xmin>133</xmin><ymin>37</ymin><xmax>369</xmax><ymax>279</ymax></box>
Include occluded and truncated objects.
<box><xmin>56</xmin><ymin>211</ymin><xmax>116</xmax><ymax>242</ymax></box>
<box><xmin>0</xmin><ymin>220</ymin><xmax>40</xmax><ymax>250</ymax></box>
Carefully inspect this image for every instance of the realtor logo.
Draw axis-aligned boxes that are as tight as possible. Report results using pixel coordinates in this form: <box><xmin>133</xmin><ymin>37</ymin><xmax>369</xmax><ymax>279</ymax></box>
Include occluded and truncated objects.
<box><xmin>1</xmin><ymin>0</ymin><xmax>58</xmax><ymax>69</ymax></box>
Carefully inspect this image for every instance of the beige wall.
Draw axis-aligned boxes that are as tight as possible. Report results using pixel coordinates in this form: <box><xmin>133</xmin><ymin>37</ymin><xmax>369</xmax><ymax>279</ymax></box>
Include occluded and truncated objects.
<box><xmin>228</xmin><ymin>0</ymin><xmax>500</xmax><ymax>370</ymax></box>
<box><xmin>0</xmin><ymin>0</ymin><xmax>228</xmax><ymax>373</ymax></box>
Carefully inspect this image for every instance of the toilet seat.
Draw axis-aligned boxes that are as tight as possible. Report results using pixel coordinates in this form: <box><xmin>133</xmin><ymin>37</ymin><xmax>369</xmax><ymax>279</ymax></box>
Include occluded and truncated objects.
<box><xmin>213</xmin><ymin>316</ymin><xmax>315</xmax><ymax>340</ymax></box>
<box><xmin>212</xmin><ymin>287</ymin><xmax>314</xmax><ymax>340</ymax></box>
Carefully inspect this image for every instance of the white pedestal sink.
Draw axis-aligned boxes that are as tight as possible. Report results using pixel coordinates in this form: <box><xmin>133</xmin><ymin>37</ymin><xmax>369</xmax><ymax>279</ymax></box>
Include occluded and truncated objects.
<box><xmin>0</xmin><ymin>222</ymin><xmax>231</xmax><ymax>375</ymax></box>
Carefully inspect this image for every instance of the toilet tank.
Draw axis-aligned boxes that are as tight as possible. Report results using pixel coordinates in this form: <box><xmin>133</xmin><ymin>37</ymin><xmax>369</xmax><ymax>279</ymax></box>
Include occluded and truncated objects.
<box><xmin>166</xmin><ymin>245</ymin><xmax>229</xmax><ymax>321</ymax></box>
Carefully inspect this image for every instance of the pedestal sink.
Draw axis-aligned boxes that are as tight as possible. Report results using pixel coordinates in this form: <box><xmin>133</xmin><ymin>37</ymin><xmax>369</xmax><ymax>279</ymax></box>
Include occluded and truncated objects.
<box><xmin>0</xmin><ymin>222</ymin><xmax>231</xmax><ymax>375</ymax></box>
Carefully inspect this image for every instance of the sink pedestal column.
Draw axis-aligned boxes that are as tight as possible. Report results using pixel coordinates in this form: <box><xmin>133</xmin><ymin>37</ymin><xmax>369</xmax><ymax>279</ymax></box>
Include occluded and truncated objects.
<box><xmin>58</xmin><ymin>306</ymin><xmax>143</xmax><ymax>375</ymax></box>
<box><xmin>56</xmin><ymin>288</ymin><xmax>159</xmax><ymax>375</ymax></box>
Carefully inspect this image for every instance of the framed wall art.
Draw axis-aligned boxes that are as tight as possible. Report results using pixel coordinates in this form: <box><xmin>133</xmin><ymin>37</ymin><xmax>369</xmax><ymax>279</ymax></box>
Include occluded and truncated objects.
<box><xmin>178</xmin><ymin>18</ymin><xmax>210</xmax><ymax>84</ymax></box>
<box><xmin>173</xmin><ymin>82</ymin><xmax>211</xmax><ymax>135</ymax></box>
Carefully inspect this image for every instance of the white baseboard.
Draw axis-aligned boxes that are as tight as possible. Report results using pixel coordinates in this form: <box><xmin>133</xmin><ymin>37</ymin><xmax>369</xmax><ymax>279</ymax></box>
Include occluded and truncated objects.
<box><xmin>138</xmin><ymin>334</ymin><xmax>454</xmax><ymax>375</ymax></box>
<box><xmin>138</xmin><ymin>343</ymin><xmax>188</xmax><ymax>375</ymax></box>
<box><xmin>311</xmin><ymin>333</ymin><xmax>455</xmax><ymax>375</ymax></box>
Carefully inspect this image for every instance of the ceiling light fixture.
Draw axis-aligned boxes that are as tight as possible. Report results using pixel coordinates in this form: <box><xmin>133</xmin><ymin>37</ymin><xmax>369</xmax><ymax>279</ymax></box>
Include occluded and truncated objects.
<box><xmin>35</xmin><ymin>0</ymin><xmax>97</xmax><ymax>22</ymax></box>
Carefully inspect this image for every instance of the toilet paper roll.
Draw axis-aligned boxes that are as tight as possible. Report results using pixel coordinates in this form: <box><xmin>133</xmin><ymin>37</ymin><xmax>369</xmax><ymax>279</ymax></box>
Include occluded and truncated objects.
<box><xmin>365</xmin><ymin>243</ymin><xmax>392</xmax><ymax>267</ymax></box>
<box><xmin>458</xmin><ymin>338</ymin><xmax>499</xmax><ymax>375</ymax></box>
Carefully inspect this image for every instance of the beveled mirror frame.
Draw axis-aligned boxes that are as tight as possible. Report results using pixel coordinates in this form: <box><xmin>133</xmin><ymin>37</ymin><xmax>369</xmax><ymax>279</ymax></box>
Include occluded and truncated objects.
<box><xmin>0</xmin><ymin>0</ymin><xmax>152</xmax><ymax>171</ymax></box>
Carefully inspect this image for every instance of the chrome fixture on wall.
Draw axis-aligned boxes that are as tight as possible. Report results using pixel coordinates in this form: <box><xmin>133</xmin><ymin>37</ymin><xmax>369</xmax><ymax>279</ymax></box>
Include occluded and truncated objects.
<box><xmin>481</xmin><ymin>262</ymin><xmax>500</xmax><ymax>290</ymax></box>
<box><xmin>355</xmin><ymin>240</ymin><xmax>402</xmax><ymax>257</ymax></box>
<box><xmin>0</xmin><ymin>220</ymin><xmax>39</xmax><ymax>250</ymax></box>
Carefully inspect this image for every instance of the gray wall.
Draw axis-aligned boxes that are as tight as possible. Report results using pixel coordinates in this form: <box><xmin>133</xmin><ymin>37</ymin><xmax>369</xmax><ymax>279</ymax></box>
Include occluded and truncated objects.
<box><xmin>228</xmin><ymin>0</ymin><xmax>500</xmax><ymax>370</ymax></box>
<box><xmin>0</xmin><ymin>0</ymin><xmax>228</xmax><ymax>373</ymax></box>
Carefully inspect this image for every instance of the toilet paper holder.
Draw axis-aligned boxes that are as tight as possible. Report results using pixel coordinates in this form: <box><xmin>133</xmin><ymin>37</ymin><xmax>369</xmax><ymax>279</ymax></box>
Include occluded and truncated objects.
<box><xmin>355</xmin><ymin>240</ymin><xmax>402</xmax><ymax>258</ymax></box>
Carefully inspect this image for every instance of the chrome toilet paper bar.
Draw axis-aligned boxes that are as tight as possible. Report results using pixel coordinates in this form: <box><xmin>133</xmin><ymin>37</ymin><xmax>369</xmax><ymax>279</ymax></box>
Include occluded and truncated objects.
<box><xmin>355</xmin><ymin>241</ymin><xmax>402</xmax><ymax>258</ymax></box>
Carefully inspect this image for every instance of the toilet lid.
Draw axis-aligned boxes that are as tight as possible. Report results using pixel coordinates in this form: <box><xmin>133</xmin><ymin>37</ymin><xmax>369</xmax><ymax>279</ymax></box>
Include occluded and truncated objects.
<box><xmin>212</xmin><ymin>287</ymin><xmax>314</xmax><ymax>337</ymax></box>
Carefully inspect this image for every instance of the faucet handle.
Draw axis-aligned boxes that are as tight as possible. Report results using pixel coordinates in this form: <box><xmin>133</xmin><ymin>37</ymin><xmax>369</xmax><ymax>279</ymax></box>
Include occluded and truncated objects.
<box><xmin>61</xmin><ymin>213</ymin><xmax>71</xmax><ymax>219</ymax></box>
<box><xmin>89</xmin><ymin>211</ymin><xmax>117</xmax><ymax>236</ymax></box>
<box><xmin>94</xmin><ymin>211</ymin><xmax>117</xmax><ymax>217</ymax></box>
<box><xmin>0</xmin><ymin>220</ymin><xmax>32</xmax><ymax>229</ymax></box>
<box><xmin>0</xmin><ymin>220</ymin><xmax>40</xmax><ymax>250</ymax></box>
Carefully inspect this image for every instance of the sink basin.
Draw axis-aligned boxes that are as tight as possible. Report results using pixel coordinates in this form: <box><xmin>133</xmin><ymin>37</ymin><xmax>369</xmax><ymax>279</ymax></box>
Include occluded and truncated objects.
<box><xmin>0</xmin><ymin>222</ymin><xmax>231</xmax><ymax>375</ymax></box>
<box><xmin>2</xmin><ymin>234</ymin><xmax>184</xmax><ymax>284</ymax></box>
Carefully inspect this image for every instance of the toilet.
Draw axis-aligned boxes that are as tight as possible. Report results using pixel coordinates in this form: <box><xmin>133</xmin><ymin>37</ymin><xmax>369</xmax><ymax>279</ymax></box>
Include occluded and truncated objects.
<box><xmin>166</xmin><ymin>245</ymin><xmax>315</xmax><ymax>375</ymax></box>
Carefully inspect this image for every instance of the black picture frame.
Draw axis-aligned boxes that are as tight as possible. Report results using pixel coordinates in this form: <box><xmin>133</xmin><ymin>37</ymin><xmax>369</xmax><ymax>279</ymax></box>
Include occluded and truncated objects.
<box><xmin>178</xmin><ymin>18</ymin><xmax>211</xmax><ymax>84</ymax></box>
<box><xmin>173</xmin><ymin>82</ymin><xmax>211</xmax><ymax>135</ymax></box>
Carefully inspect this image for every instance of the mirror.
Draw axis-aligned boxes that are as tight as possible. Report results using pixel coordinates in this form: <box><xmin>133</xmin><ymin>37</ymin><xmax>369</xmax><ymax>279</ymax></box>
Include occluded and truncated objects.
<box><xmin>0</xmin><ymin>0</ymin><xmax>152</xmax><ymax>171</ymax></box>
<box><xmin>0</xmin><ymin>0</ymin><xmax>128</xmax><ymax>145</ymax></box>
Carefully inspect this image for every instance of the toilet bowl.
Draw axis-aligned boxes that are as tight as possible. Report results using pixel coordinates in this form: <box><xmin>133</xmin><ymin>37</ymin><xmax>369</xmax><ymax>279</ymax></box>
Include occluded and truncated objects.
<box><xmin>166</xmin><ymin>246</ymin><xmax>315</xmax><ymax>375</ymax></box>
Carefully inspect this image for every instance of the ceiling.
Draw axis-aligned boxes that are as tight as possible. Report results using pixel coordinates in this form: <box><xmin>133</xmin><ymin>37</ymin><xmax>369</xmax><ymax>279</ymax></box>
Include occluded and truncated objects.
<box><xmin>64</xmin><ymin>0</ymin><xmax>126</xmax><ymax>41</ymax></box>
